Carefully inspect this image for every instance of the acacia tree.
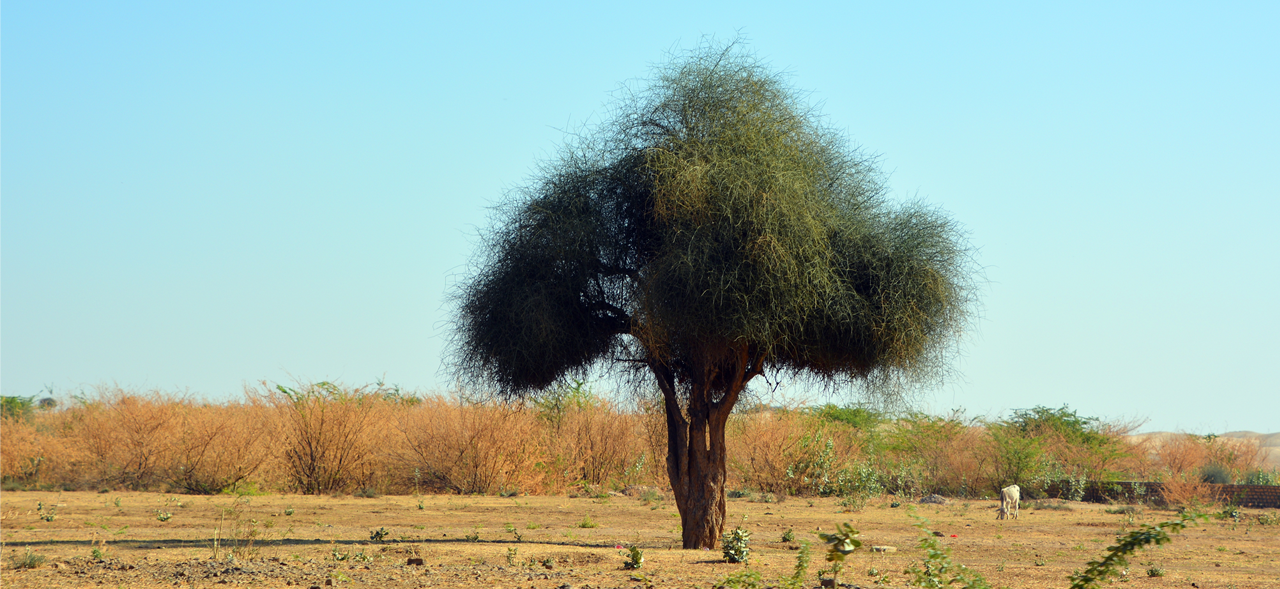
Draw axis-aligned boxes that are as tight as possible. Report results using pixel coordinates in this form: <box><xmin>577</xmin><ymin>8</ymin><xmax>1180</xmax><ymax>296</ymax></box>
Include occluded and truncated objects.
<box><xmin>452</xmin><ymin>41</ymin><xmax>977</xmax><ymax>549</ymax></box>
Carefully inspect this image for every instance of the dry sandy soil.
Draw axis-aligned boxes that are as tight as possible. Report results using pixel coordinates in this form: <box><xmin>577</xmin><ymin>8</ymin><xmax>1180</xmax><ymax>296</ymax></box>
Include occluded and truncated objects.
<box><xmin>1</xmin><ymin>490</ymin><xmax>1277</xmax><ymax>589</ymax></box>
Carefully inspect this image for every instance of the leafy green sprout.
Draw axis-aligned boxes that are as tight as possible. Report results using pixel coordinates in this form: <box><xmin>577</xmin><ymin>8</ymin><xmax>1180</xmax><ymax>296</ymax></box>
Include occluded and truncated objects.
<box><xmin>722</xmin><ymin>526</ymin><xmax>752</xmax><ymax>564</ymax></box>
<box><xmin>817</xmin><ymin>522</ymin><xmax>862</xmax><ymax>584</ymax></box>
<box><xmin>622</xmin><ymin>545</ymin><xmax>645</xmax><ymax>569</ymax></box>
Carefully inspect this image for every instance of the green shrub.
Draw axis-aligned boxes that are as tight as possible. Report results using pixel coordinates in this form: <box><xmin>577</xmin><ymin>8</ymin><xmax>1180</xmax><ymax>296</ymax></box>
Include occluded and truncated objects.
<box><xmin>1200</xmin><ymin>464</ymin><xmax>1232</xmax><ymax>484</ymax></box>
<box><xmin>622</xmin><ymin>545</ymin><xmax>644</xmax><ymax>569</ymax></box>
<box><xmin>1243</xmin><ymin>468</ymin><xmax>1279</xmax><ymax>486</ymax></box>
<box><xmin>722</xmin><ymin>526</ymin><xmax>752</xmax><ymax>564</ymax></box>
<box><xmin>10</xmin><ymin>548</ymin><xmax>46</xmax><ymax>569</ymax></box>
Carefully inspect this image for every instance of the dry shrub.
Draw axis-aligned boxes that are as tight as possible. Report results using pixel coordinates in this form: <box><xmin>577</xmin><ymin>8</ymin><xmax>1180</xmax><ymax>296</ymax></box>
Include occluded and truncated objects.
<box><xmin>392</xmin><ymin>396</ymin><xmax>542</xmax><ymax>495</ymax></box>
<box><xmin>58</xmin><ymin>387</ymin><xmax>181</xmax><ymax>489</ymax></box>
<box><xmin>1114</xmin><ymin>435</ymin><xmax>1160</xmax><ymax>481</ymax></box>
<box><xmin>1155</xmin><ymin>434</ymin><xmax>1210</xmax><ymax>479</ymax></box>
<box><xmin>1159</xmin><ymin>478</ymin><xmax>1223</xmax><ymax>507</ymax></box>
<box><xmin>548</xmin><ymin>401</ymin><xmax>641</xmax><ymax>490</ymax></box>
<box><xmin>888</xmin><ymin>413</ymin><xmax>989</xmax><ymax>496</ymax></box>
<box><xmin>0</xmin><ymin>415</ymin><xmax>74</xmax><ymax>485</ymax></box>
<box><xmin>1204</xmin><ymin>437</ymin><xmax>1265</xmax><ymax>482</ymax></box>
<box><xmin>727</xmin><ymin>409</ymin><xmax>817</xmax><ymax>494</ymax></box>
<box><xmin>1044</xmin><ymin>421</ymin><xmax>1140</xmax><ymax>481</ymax></box>
<box><xmin>262</xmin><ymin>381</ymin><xmax>389</xmax><ymax>494</ymax></box>
<box><xmin>636</xmin><ymin>397</ymin><xmax>671</xmax><ymax>487</ymax></box>
<box><xmin>166</xmin><ymin>399</ymin><xmax>277</xmax><ymax>494</ymax></box>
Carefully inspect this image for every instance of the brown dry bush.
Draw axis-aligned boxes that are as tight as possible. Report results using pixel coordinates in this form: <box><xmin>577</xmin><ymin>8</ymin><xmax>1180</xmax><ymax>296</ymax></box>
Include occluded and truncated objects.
<box><xmin>1159</xmin><ymin>478</ymin><xmax>1223</xmax><ymax>507</ymax></box>
<box><xmin>0</xmin><ymin>413</ymin><xmax>84</xmax><ymax>487</ymax></box>
<box><xmin>1154</xmin><ymin>434</ymin><xmax>1210</xmax><ymax>479</ymax></box>
<box><xmin>56</xmin><ymin>387</ymin><xmax>181</xmax><ymax>489</ymax></box>
<box><xmin>887</xmin><ymin>413</ymin><xmax>989</xmax><ymax>496</ymax></box>
<box><xmin>635</xmin><ymin>396</ymin><xmax>671</xmax><ymax>488</ymax></box>
<box><xmin>166</xmin><ymin>398</ymin><xmax>277</xmax><ymax>494</ymax></box>
<box><xmin>1204</xmin><ymin>436</ymin><xmax>1265</xmax><ymax>482</ymax></box>
<box><xmin>392</xmin><ymin>396</ymin><xmax>543</xmax><ymax>495</ymax></box>
<box><xmin>550</xmin><ymin>402</ymin><xmax>642</xmax><ymax>490</ymax></box>
<box><xmin>727</xmin><ymin>408</ymin><xmax>822</xmax><ymax>494</ymax></box>
<box><xmin>262</xmin><ymin>381</ymin><xmax>390</xmax><ymax>495</ymax></box>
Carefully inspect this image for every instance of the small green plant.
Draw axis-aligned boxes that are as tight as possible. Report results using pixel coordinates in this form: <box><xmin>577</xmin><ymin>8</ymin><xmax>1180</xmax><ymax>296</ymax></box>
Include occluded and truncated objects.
<box><xmin>504</xmin><ymin>522</ymin><xmax>516</xmax><ymax>534</ymax></box>
<box><xmin>355</xmin><ymin>486</ymin><xmax>380</xmax><ymax>498</ymax></box>
<box><xmin>903</xmin><ymin>514</ymin><xmax>991</xmax><ymax>589</ymax></box>
<box><xmin>10</xmin><ymin>548</ymin><xmax>47</xmax><ymax>569</ymax></box>
<box><xmin>330</xmin><ymin>571</ymin><xmax>352</xmax><ymax>583</ymax></box>
<box><xmin>782</xmin><ymin>541</ymin><xmax>811</xmax><ymax>589</ymax></box>
<box><xmin>465</xmin><ymin>527</ymin><xmax>480</xmax><ymax>542</ymax></box>
<box><xmin>506</xmin><ymin>546</ymin><xmax>519</xmax><ymax>566</ymax></box>
<box><xmin>578</xmin><ymin>515</ymin><xmax>599</xmax><ymax>528</ymax></box>
<box><xmin>640</xmin><ymin>487</ymin><xmax>661</xmax><ymax>504</ymax></box>
<box><xmin>284</xmin><ymin>506</ymin><xmax>295</xmax><ymax>516</ymax></box>
<box><xmin>370</xmin><ymin>527</ymin><xmax>389</xmax><ymax>542</ymax></box>
<box><xmin>817</xmin><ymin>522</ymin><xmax>862</xmax><ymax>586</ymax></box>
<box><xmin>526</xmin><ymin>522</ymin><xmax>542</xmax><ymax>529</ymax></box>
<box><xmin>781</xmin><ymin>528</ymin><xmax>796</xmax><ymax>542</ymax></box>
<box><xmin>1145</xmin><ymin>565</ymin><xmax>1164</xmax><ymax>577</ymax></box>
<box><xmin>1257</xmin><ymin>512</ymin><xmax>1279</xmax><ymax>526</ymax></box>
<box><xmin>722</xmin><ymin>526</ymin><xmax>752</xmax><ymax>564</ymax></box>
<box><xmin>1068</xmin><ymin>511</ymin><xmax>1205</xmax><ymax>589</ymax></box>
<box><xmin>113</xmin><ymin>496</ymin><xmax>122</xmax><ymax>507</ymax></box>
<box><xmin>417</xmin><ymin>499</ymin><xmax>425</xmax><ymax>510</ymax></box>
<box><xmin>155</xmin><ymin>510</ymin><xmax>172</xmax><ymax>522</ymax></box>
<box><xmin>90</xmin><ymin>547</ymin><xmax>106</xmax><ymax>560</ymax></box>
<box><xmin>622</xmin><ymin>545</ymin><xmax>644</xmax><ymax>569</ymax></box>
<box><xmin>716</xmin><ymin>569</ymin><xmax>762</xmax><ymax>589</ymax></box>
<box><xmin>330</xmin><ymin>544</ymin><xmax>351</xmax><ymax>561</ymax></box>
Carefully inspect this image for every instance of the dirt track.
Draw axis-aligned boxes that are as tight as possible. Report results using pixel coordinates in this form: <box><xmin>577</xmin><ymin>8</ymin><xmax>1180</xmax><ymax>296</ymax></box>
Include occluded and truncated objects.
<box><xmin>2</xmin><ymin>490</ymin><xmax>1277</xmax><ymax>588</ymax></box>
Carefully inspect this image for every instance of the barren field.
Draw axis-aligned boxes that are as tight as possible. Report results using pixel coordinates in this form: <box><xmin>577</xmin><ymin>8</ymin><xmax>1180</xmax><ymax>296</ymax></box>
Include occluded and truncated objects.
<box><xmin>1</xmin><ymin>490</ymin><xmax>1277</xmax><ymax>589</ymax></box>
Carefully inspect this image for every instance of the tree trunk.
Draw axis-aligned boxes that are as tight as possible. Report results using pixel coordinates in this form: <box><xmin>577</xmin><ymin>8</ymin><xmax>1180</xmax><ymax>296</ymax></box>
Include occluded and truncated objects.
<box><xmin>650</xmin><ymin>358</ymin><xmax>754</xmax><ymax>549</ymax></box>
<box><xmin>647</xmin><ymin>344</ymin><xmax>763</xmax><ymax>549</ymax></box>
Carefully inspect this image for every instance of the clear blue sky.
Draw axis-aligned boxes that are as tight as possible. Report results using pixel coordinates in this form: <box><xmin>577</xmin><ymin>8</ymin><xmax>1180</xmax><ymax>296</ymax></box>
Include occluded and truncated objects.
<box><xmin>4</xmin><ymin>2</ymin><xmax>1277</xmax><ymax>433</ymax></box>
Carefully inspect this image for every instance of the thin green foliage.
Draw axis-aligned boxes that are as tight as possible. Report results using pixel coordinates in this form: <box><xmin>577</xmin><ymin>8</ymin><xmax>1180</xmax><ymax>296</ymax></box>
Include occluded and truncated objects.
<box><xmin>904</xmin><ymin>514</ymin><xmax>991</xmax><ymax>589</ymax></box>
<box><xmin>1068</xmin><ymin>511</ymin><xmax>1204</xmax><ymax>589</ymax></box>
<box><xmin>783</xmin><ymin>541</ymin><xmax>812</xmax><ymax>589</ymax></box>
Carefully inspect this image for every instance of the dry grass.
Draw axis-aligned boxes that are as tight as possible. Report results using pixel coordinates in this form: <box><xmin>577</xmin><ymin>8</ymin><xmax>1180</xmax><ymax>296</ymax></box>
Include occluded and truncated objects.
<box><xmin>0</xmin><ymin>385</ymin><xmax>1272</xmax><ymax>500</ymax></box>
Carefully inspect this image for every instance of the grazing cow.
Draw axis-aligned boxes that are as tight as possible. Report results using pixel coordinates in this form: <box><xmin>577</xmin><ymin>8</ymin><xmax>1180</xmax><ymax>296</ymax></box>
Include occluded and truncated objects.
<box><xmin>997</xmin><ymin>484</ymin><xmax>1020</xmax><ymax>520</ymax></box>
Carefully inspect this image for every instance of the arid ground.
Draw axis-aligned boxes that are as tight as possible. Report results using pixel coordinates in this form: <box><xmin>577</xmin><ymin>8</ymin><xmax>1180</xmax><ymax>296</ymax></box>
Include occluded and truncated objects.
<box><xmin>1</xmin><ymin>490</ymin><xmax>1277</xmax><ymax>589</ymax></box>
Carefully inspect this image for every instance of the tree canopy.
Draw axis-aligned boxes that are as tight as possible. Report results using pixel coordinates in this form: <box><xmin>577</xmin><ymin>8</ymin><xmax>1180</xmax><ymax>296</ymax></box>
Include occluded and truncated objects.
<box><xmin>450</xmin><ymin>40</ymin><xmax>978</xmax><ymax>548</ymax></box>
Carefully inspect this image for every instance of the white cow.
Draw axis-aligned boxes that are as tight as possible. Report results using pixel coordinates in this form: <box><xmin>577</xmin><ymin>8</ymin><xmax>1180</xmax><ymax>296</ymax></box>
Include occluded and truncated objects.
<box><xmin>997</xmin><ymin>484</ymin><xmax>1020</xmax><ymax>520</ymax></box>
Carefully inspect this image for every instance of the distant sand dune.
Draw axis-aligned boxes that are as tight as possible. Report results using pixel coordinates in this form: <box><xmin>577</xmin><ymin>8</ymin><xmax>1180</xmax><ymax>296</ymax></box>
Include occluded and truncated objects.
<box><xmin>1128</xmin><ymin>431</ymin><xmax>1280</xmax><ymax>470</ymax></box>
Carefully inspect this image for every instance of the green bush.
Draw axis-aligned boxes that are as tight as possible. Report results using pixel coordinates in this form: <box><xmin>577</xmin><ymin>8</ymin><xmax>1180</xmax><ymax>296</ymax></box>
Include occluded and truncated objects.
<box><xmin>722</xmin><ymin>526</ymin><xmax>751</xmax><ymax>564</ymax></box>
<box><xmin>1243</xmin><ymin>468</ymin><xmax>1279</xmax><ymax>486</ymax></box>
<box><xmin>1200</xmin><ymin>464</ymin><xmax>1232</xmax><ymax>484</ymax></box>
